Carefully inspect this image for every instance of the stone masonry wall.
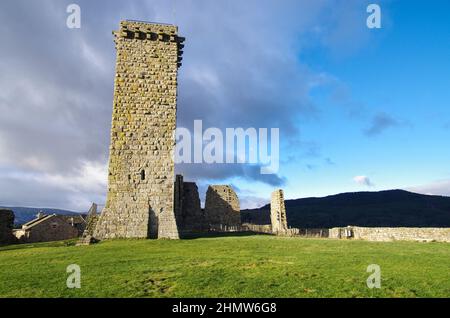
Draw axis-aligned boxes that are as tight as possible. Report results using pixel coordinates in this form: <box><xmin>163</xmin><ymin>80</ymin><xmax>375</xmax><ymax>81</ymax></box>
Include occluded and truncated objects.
<box><xmin>180</xmin><ymin>182</ymin><xmax>205</xmax><ymax>232</ymax></box>
<box><xmin>94</xmin><ymin>21</ymin><xmax>184</xmax><ymax>240</ymax></box>
<box><xmin>174</xmin><ymin>175</ymin><xmax>205</xmax><ymax>234</ymax></box>
<box><xmin>83</xmin><ymin>203</ymin><xmax>99</xmax><ymax>237</ymax></box>
<box><xmin>0</xmin><ymin>209</ymin><xmax>15</xmax><ymax>244</ymax></box>
<box><xmin>329</xmin><ymin>226</ymin><xmax>450</xmax><ymax>242</ymax></box>
<box><xmin>270</xmin><ymin>190</ymin><xmax>288</xmax><ymax>235</ymax></box>
<box><xmin>174</xmin><ymin>174</ymin><xmax>184</xmax><ymax>226</ymax></box>
<box><xmin>204</xmin><ymin>185</ymin><xmax>241</xmax><ymax>228</ymax></box>
<box><xmin>77</xmin><ymin>204</ymin><xmax>100</xmax><ymax>245</ymax></box>
<box><xmin>241</xmin><ymin>223</ymin><xmax>272</xmax><ymax>234</ymax></box>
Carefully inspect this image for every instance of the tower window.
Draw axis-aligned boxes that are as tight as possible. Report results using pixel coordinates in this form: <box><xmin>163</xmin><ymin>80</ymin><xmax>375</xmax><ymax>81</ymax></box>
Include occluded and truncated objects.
<box><xmin>141</xmin><ymin>170</ymin><xmax>146</xmax><ymax>181</ymax></box>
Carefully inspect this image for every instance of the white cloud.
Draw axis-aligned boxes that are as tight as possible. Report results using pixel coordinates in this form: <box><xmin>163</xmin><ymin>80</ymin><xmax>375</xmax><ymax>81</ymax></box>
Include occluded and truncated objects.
<box><xmin>239</xmin><ymin>196</ymin><xmax>269</xmax><ymax>210</ymax></box>
<box><xmin>353</xmin><ymin>175</ymin><xmax>374</xmax><ymax>187</ymax></box>
<box><xmin>0</xmin><ymin>160</ymin><xmax>107</xmax><ymax>211</ymax></box>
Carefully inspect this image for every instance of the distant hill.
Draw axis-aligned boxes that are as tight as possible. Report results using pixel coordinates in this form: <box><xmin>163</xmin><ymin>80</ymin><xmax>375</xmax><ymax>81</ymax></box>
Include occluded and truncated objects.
<box><xmin>241</xmin><ymin>190</ymin><xmax>450</xmax><ymax>228</ymax></box>
<box><xmin>0</xmin><ymin>207</ymin><xmax>81</xmax><ymax>226</ymax></box>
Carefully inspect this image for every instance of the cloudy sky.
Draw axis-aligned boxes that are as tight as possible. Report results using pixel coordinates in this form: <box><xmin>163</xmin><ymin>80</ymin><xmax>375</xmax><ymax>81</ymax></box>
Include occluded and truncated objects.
<box><xmin>0</xmin><ymin>0</ymin><xmax>449</xmax><ymax>211</ymax></box>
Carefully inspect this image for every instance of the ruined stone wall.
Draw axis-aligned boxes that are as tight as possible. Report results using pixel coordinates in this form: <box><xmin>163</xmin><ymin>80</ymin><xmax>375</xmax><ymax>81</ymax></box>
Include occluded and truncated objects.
<box><xmin>296</xmin><ymin>228</ymin><xmax>329</xmax><ymax>238</ymax></box>
<box><xmin>174</xmin><ymin>175</ymin><xmax>205</xmax><ymax>233</ymax></box>
<box><xmin>180</xmin><ymin>182</ymin><xmax>205</xmax><ymax>232</ymax></box>
<box><xmin>84</xmin><ymin>206</ymin><xmax>99</xmax><ymax>237</ymax></box>
<box><xmin>329</xmin><ymin>226</ymin><xmax>450</xmax><ymax>242</ymax></box>
<box><xmin>241</xmin><ymin>223</ymin><xmax>272</xmax><ymax>234</ymax></box>
<box><xmin>0</xmin><ymin>209</ymin><xmax>15</xmax><ymax>245</ymax></box>
<box><xmin>94</xmin><ymin>21</ymin><xmax>184</xmax><ymax>240</ymax></box>
<box><xmin>270</xmin><ymin>190</ymin><xmax>288</xmax><ymax>235</ymax></box>
<box><xmin>78</xmin><ymin>204</ymin><xmax>99</xmax><ymax>245</ymax></box>
<box><xmin>174</xmin><ymin>174</ymin><xmax>184</xmax><ymax>225</ymax></box>
<box><xmin>240</xmin><ymin>224</ymin><xmax>328</xmax><ymax>238</ymax></box>
<box><xmin>204</xmin><ymin>185</ymin><xmax>241</xmax><ymax>228</ymax></box>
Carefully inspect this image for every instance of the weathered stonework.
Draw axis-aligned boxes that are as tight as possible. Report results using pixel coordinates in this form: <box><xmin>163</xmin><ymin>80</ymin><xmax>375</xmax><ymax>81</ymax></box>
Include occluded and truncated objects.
<box><xmin>270</xmin><ymin>190</ymin><xmax>288</xmax><ymax>235</ymax></box>
<box><xmin>77</xmin><ymin>203</ymin><xmax>100</xmax><ymax>245</ymax></box>
<box><xmin>204</xmin><ymin>185</ymin><xmax>241</xmax><ymax>228</ymax></box>
<box><xmin>0</xmin><ymin>209</ymin><xmax>15</xmax><ymax>245</ymax></box>
<box><xmin>174</xmin><ymin>175</ymin><xmax>205</xmax><ymax>234</ymax></box>
<box><xmin>330</xmin><ymin>226</ymin><xmax>450</xmax><ymax>242</ymax></box>
<box><xmin>241</xmin><ymin>223</ymin><xmax>272</xmax><ymax>234</ymax></box>
<box><xmin>84</xmin><ymin>203</ymin><xmax>99</xmax><ymax>236</ymax></box>
<box><xmin>94</xmin><ymin>21</ymin><xmax>184</xmax><ymax>240</ymax></box>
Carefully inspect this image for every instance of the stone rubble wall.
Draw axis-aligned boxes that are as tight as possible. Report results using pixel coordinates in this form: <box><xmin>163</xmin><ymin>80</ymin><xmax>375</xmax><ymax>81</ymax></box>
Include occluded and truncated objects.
<box><xmin>77</xmin><ymin>204</ymin><xmax>100</xmax><ymax>245</ymax></box>
<box><xmin>180</xmin><ymin>182</ymin><xmax>204</xmax><ymax>230</ymax></box>
<box><xmin>0</xmin><ymin>209</ymin><xmax>16</xmax><ymax>244</ymax></box>
<box><xmin>270</xmin><ymin>190</ymin><xmax>288</xmax><ymax>235</ymax></box>
<box><xmin>204</xmin><ymin>185</ymin><xmax>241</xmax><ymax>228</ymax></box>
<box><xmin>83</xmin><ymin>204</ymin><xmax>99</xmax><ymax>237</ymax></box>
<box><xmin>209</xmin><ymin>224</ymin><xmax>246</xmax><ymax>233</ymax></box>
<box><xmin>240</xmin><ymin>224</ymin><xmax>328</xmax><ymax>238</ymax></box>
<box><xmin>241</xmin><ymin>223</ymin><xmax>272</xmax><ymax>234</ymax></box>
<box><xmin>296</xmin><ymin>228</ymin><xmax>329</xmax><ymax>238</ymax></box>
<box><xmin>329</xmin><ymin>226</ymin><xmax>450</xmax><ymax>242</ymax></box>
<box><xmin>174</xmin><ymin>175</ymin><xmax>184</xmax><ymax>227</ymax></box>
<box><xmin>94</xmin><ymin>21</ymin><xmax>184</xmax><ymax>240</ymax></box>
<box><xmin>174</xmin><ymin>175</ymin><xmax>206</xmax><ymax>233</ymax></box>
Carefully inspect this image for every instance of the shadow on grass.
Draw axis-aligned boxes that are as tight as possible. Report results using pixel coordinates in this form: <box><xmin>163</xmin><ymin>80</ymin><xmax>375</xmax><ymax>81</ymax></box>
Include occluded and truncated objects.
<box><xmin>0</xmin><ymin>234</ymin><xmax>272</xmax><ymax>251</ymax></box>
<box><xmin>181</xmin><ymin>231</ymin><xmax>273</xmax><ymax>240</ymax></box>
<box><xmin>0</xmin><ymin>239</ymin><xmax>77</xmax><ymax>252</ymax></box>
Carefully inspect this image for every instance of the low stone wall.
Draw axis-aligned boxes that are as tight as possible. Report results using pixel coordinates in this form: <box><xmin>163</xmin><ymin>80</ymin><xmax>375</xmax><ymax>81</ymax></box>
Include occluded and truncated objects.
<box><xmin>209</xmin><ymin>224</ymin><xmax>247</xmax><ymax>233</ymax></box>
<box><xmin>330</xmin><ymin>226</ymin><xmax>450</xmax><ymax>242</ymax></box>
<box><xmin>296</xmin><ymin>228</ymin><xmax>329</xmax><ymax>238</ymax></box>
<box><xmin>242</xmin><ymin>223</ymin><xmax>272</xmax><ymax>234</ymax></box>
<box><xmin>241</xmin><ymin>224</ymin><xmax>328</xmax><ymax>238</ymax></box>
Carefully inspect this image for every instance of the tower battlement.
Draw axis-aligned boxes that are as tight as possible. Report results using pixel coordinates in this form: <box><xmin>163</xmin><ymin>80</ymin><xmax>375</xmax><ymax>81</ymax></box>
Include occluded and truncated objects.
<box><xmin>114</xmin><ymin>21</ymin><xmax>185</xmax><ymax>68</ymax></box>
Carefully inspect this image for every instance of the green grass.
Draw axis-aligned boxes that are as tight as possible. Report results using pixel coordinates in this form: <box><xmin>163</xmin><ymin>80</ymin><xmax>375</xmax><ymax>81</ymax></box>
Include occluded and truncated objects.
<box><xmin>0</xmin><ymin>234</ymin><xmax>449</xmax><ymax>298</ymax></box>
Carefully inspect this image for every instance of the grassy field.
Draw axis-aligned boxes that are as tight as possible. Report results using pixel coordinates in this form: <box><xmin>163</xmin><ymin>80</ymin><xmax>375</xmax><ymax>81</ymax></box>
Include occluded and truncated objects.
<box><xmin>0</xmin><ymin>234</ymin><xmax>449</xmax><ymax>298</ymax></box>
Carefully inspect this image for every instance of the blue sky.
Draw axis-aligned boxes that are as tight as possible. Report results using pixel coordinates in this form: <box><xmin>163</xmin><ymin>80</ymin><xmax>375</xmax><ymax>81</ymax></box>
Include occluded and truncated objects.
<box><xmin>0</xmin><ymin>0</ymin><xmax>449</xmax><ymax>211</ymax></box>
<box><xmin>226</xmin><ymin>1</ymin><xmax>450</xmax><ymax>205</ymax></box>
<box><xmin>290</xmin><ymin>1</ymin><xmax>450</xmax><ymax>198</ymax></box>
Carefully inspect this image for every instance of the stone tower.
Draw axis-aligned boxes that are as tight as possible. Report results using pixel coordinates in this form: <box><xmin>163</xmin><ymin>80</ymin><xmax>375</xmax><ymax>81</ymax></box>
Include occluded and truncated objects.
<box><xmin>270</xmin><ymin>190</ymin><xmax>288</xmax><ymax>234</ymax></box>
<box><xmin>94</xmin><ymin>21</ymin><xmax>185</xmax><ymax>240</ymax></box>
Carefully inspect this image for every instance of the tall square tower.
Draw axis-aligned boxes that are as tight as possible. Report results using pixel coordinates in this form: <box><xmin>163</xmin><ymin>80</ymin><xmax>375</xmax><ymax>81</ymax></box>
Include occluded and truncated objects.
<box><xmin>94</xmin><ymin>21</ymin><xmax>184</xmax><ymax>240</ymax></box>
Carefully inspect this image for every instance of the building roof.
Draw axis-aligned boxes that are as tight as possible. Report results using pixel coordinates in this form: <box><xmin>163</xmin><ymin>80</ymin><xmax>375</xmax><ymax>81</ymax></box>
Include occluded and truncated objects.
<box><xmin>22</xmin><ymin>214</ymin><xmax>86</xmax><ymax>230</ymax></box>
<box><xmin>21</xmin><ymin>214</ymin><xmax>55</xmax><ymax>229</ymax></box>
